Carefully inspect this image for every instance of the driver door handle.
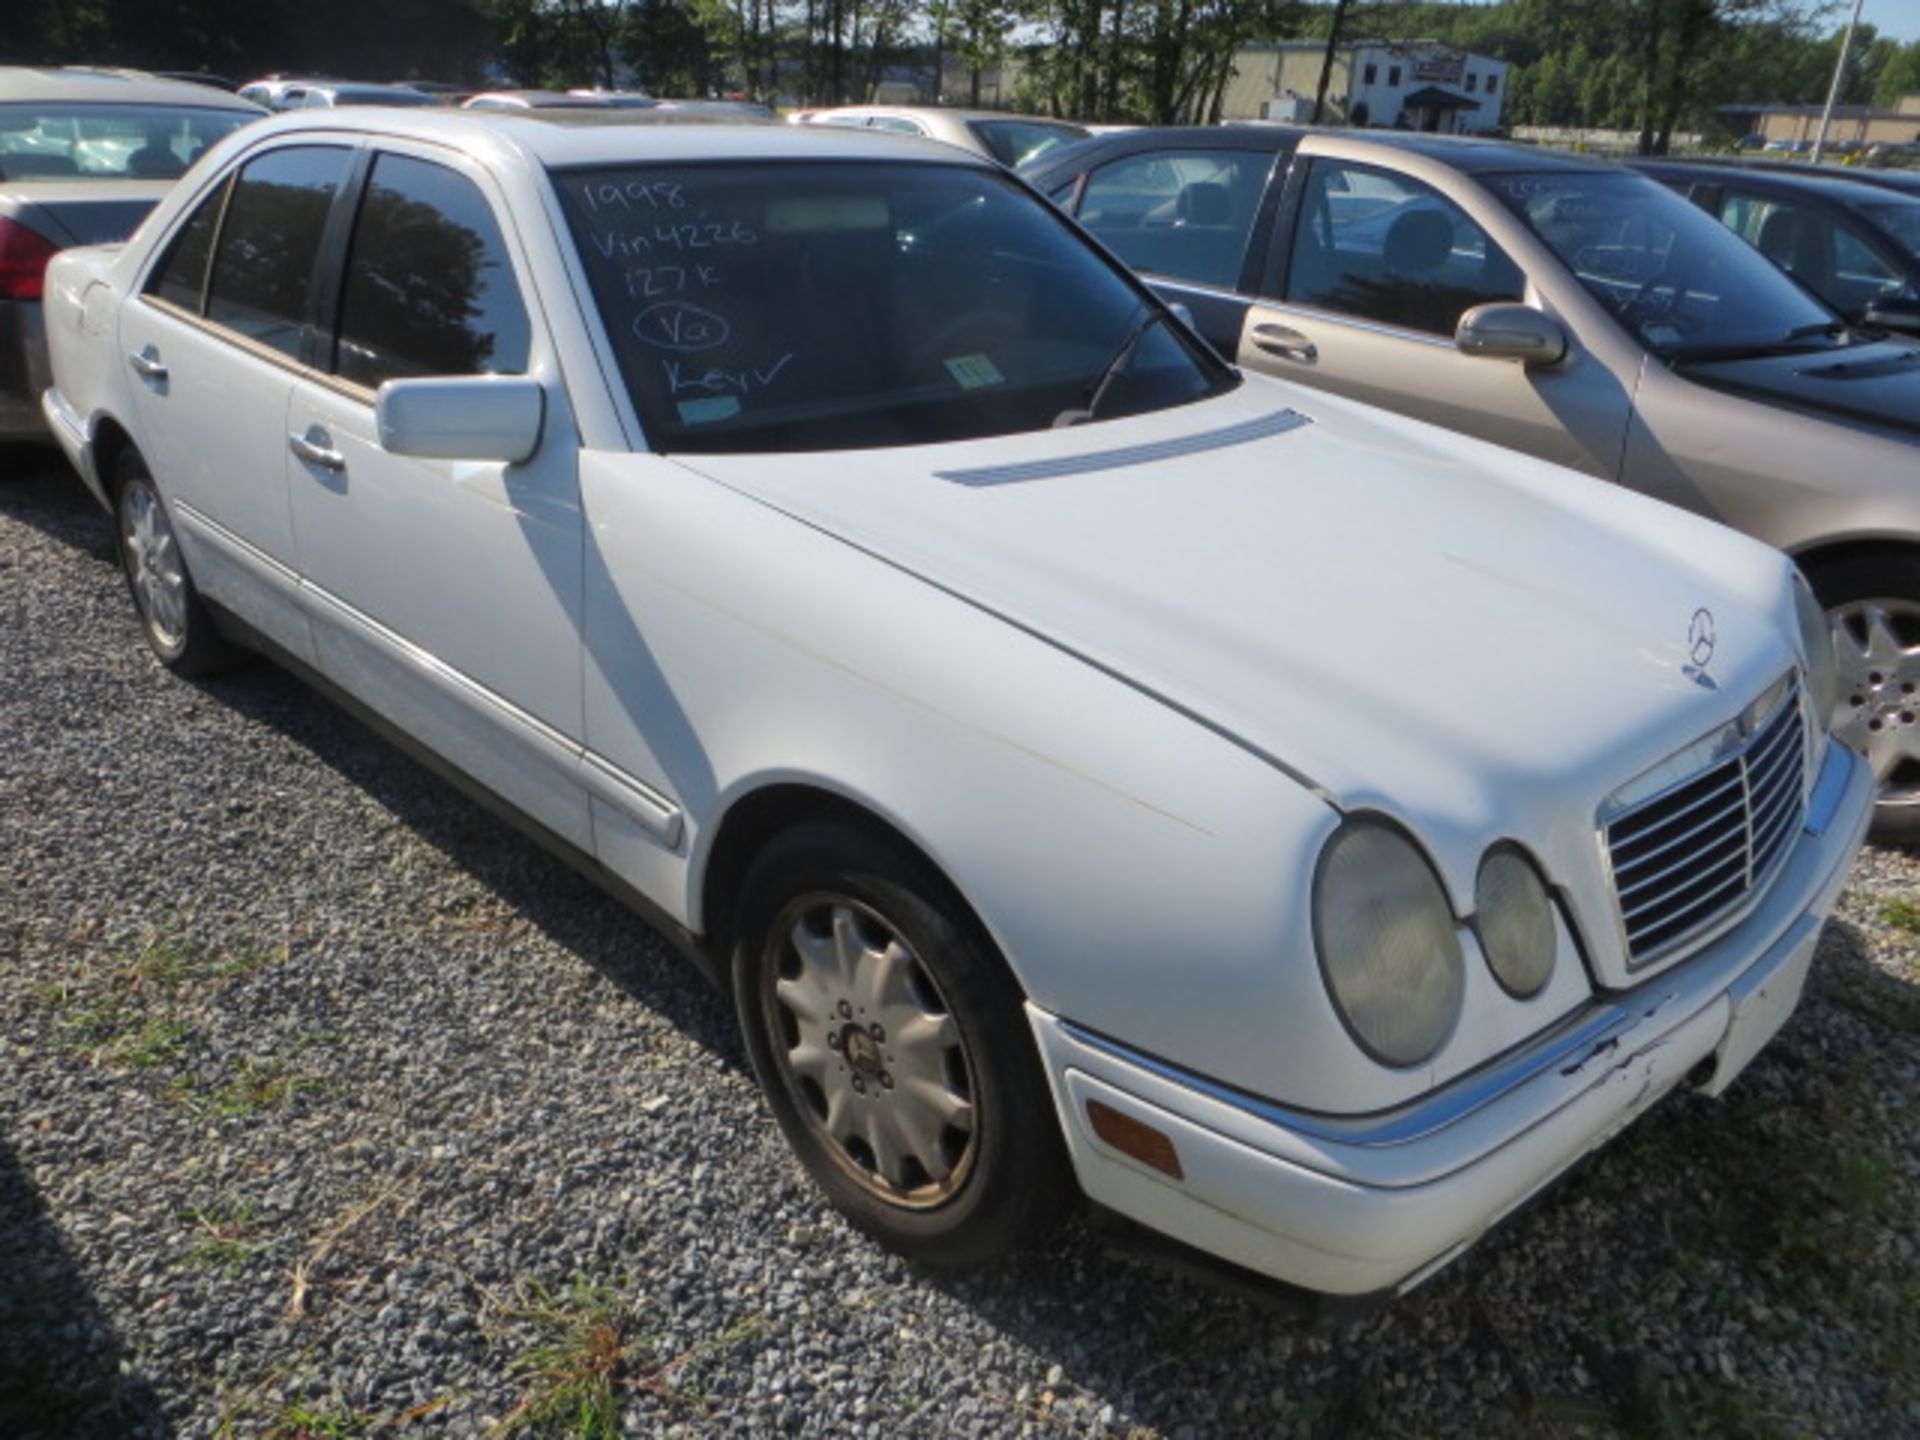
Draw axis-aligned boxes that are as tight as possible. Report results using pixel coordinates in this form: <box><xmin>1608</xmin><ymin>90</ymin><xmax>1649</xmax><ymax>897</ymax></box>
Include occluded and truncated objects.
<box><xmin>1250</xmin><ymin>323</ymin><xmax>1317</xmax><ymax>363</ymax></box>
<box><xmin>289</xmin><ymin>427</ymin><xmax>345</xmax><ymax>471</ymax></box>
<box><xmin>128</xmin><ymin>346</ymin><xmax>168</xmax><ymax>381</ymax></box>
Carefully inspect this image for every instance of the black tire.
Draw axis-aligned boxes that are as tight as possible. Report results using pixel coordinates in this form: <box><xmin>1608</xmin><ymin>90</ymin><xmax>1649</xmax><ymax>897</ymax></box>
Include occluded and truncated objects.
<box><xmin>111</xmin><ymin>447</ymin><xmax>241</xmax><ymax>676</ymax></box>
<box><xmin>732</xmin><ymin>820</ymin><xmax>1074</xmax><ymax>1266</ymax></box>
<box><xmin>1800</xmin><ymin>548</ymin><xmax>1920</xmax><ymax>845</ymax></box>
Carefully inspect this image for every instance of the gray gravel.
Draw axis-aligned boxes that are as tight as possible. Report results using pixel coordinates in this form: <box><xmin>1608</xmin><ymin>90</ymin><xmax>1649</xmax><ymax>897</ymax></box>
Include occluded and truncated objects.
<box><xmin>3</xmin><ymin>446</ymin><xmax>1917</xmax><ymax>1439</ymax></box>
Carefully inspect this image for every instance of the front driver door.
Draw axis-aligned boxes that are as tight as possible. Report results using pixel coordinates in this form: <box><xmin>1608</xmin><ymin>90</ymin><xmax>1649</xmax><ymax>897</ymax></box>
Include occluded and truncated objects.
<box><xmin>1236</xmin><ymin>153</ymin><xmax>1631</xmax><ymax>480</ymax></box>
<box><xmin>284</xmin><ymin>144</ymin><xmax>593</xmax><ymax>851</ymax></box>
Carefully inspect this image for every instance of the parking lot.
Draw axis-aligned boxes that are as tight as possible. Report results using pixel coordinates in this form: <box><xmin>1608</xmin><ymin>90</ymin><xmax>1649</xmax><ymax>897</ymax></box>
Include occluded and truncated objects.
<box><xmin>2</xmin><ymin>445</ymin><xmax>1916</xmax><ymax>1437</ymax></box>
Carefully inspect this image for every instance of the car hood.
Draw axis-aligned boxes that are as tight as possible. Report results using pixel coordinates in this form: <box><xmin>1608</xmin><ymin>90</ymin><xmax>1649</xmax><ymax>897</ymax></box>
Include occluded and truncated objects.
<box><xmin>0</xmin><ymin>180</ymin><xmax>171</xmax><ymax>246</ymax></box>
<box><xmin>674</xmin><ymin>381</ymin><xmax>1798</xmax><ymax>909</ymax></box>
<box><xmin>1675</xmin><ymin>338</ymin><xmax>1920</xmax><ymax>441</ymax></box>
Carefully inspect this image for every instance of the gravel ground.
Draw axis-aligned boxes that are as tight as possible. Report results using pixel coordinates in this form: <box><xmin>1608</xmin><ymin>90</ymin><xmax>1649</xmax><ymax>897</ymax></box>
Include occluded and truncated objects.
<box><xmin>3</xmin><ymin>446</ymin><xmax>1917</xmax><ymax>1440</ymax></box>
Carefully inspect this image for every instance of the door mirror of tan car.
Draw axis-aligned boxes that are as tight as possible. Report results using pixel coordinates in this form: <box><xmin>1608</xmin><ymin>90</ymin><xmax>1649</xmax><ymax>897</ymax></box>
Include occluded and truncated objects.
<box><xmin>1863</xmin><ymin>294</ymin><xmax>1920</xmax><ymax>337</ymax></box>
<box><xmin>1454</xmin><ymin>303</ymin><xmax>1569</xmax><ymax>367</ymax></box>
<box><xmin>375</xmin><ymin>375</ymin><xmax>545</xmax><ymax>464</ymax></box>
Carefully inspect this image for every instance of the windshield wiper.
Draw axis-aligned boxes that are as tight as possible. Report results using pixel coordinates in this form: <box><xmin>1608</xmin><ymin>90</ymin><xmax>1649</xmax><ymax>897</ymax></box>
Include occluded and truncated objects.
<box><xmin>1666</xmin><ymin>321</ymin><xmax>1853</xmax><ymax>365</ymax></box>
<box><xmin>1054</xmin><ymin>307</ymin><xmax>1166</xmax><ymax>426</ymax></box>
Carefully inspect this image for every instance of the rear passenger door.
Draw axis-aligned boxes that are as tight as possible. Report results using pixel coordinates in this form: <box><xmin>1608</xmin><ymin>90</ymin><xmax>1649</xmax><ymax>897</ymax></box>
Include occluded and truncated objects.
<box><xmin>284</xmin><ymin>143</ymin><xmax>593</xmax><ymax>850</ymax></box>
<box><xmin>122</xmin><ymin>142</ymin><xmax>359</xmax><ymax>662</ymax></box>
<box><xmin>1236</xmin><ymin>154</ymin><xmax>1629</xmax><ymax>479</ymax></box>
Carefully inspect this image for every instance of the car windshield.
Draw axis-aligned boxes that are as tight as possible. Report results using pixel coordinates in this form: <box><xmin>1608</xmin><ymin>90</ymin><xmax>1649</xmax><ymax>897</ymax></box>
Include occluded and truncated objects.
<box><xmin>967</xmin><ymin>119</ymin><xmax>1090</xmax><ymax>168</ymax></box>
<box><xmin>0</xmin><ymin>103</ymin><xmax>252</xmax><ymax>182</ymax></box>
<box><xmin>555</xmin><ymin>160</ymin><xmax>1234</xmax><ymax>453</ymax></box>
<box><xmin>1863</xmin><ymin>200</ymin><xmax>1920</xmax><ymax>261</ymax></box>
<box><xmin>1486</xmin><ymin>169</ymin><xmax>1841</xmax><ymax>361</ymax></box>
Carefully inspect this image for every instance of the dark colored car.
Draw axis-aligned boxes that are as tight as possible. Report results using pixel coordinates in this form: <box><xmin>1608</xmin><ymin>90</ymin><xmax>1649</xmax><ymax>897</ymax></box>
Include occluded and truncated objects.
<box><xmin>1634</xmin><ymin>158</ymin><xmax>1920</xmax><ymax>336</ymax></box>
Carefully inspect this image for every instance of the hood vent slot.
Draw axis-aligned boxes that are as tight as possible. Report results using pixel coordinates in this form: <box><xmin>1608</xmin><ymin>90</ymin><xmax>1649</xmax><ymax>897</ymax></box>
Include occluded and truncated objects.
<box><xmin>935</xmin><ymin>408</ymin><xmax>1310</xmax><ymax>487</ymax></box>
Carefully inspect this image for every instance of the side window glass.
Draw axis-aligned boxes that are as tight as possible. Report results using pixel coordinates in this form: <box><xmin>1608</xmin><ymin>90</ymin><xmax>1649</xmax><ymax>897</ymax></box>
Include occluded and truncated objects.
<box><xmin>333</xmin><ymin>153</ymin><xmax>531</xmax><ymax>388</ymax></box>
<box><xmin>1075</xmin><ymin>149</ymin><xmax>1268</xmax><ymax>289</ymax></box>
<box><xmin>1282</xmin><ymin>161</ymin><xmax>1523</xmax><ymax>335</ymax></box>
<box><xmin>868</xmin><ymin>116</ymin><xmax>923</xmax><ymax>135</ymax></box>
<box><xmin>1722</xmin><ymin>194</ymin><xmax>1828</xmax><ymax>283</ymax></box>
<box><xmin>145</xmin><ymin>174</ymin><xmax>230</xmax><ymax>314</ymax></box>
<box><xmin>205</xmin><ymin>146</ymin><xmax>353</xmax><ymax>360</ymax></box>
<box><xmin>1833</xmin><ymin>226</ymin><xmax>1899</xmax><ymax>289</ymax></box>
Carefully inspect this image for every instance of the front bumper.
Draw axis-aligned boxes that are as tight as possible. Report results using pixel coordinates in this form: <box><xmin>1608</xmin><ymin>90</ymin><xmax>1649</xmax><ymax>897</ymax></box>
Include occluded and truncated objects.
<box><xmin>0</xmin><ymin>300</ymin><xmax>51</xmax><ymax>440</ymax></box>
<box><xmin>1030</xmin><ymin>739</ymin><xmax>1875</xmax><ymax>1297</ymax></box>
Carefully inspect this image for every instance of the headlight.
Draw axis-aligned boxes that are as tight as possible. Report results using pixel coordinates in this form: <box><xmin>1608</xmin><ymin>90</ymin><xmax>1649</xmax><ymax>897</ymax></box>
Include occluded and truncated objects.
<box><xmin>1793</xmin><ymin>574</ymin><xmax>1838</xmax><ymax>733</ymax></box>
<box><xmin>1474</xmin><ymin>847</ymin><xmax>1556</xmax><ymax>998</ymax></box>
<box><xmin>1313</xmin><ymin>818</ymin><xmax>1464</xmax><ymax>1067</ymax></box>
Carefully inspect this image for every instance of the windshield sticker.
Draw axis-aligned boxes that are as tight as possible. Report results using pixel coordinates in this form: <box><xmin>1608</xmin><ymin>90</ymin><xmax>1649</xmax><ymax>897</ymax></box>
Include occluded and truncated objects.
<box><xmin>944</xmin><ymin>353</ymin><xmax>1006</xmax><ymax>390</ymax></box>
<box><xmin>1643</xmin><ymin>324</ymin><xmax>1682</xmax><ymax>349</ymax></box>
<box><xmin>676</xmin><ymin>395</ymin><xmax>742</xmax><ymax>425</ymax></box>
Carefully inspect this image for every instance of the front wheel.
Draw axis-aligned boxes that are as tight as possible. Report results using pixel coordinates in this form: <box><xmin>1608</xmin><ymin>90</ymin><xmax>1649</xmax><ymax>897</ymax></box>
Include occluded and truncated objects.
<box><xmin>732</xmin><ymin>821</ymin><xmax>1072</xmax><ymax>1266</ymax></box>
<box><xmin>113</xmin><ymin>449</ymin><xmax>240</xmax><ymax>676</ymax></box>
<box><xmin>1803</xmin><ymin>550</ymin><xmax>1920</xmax><ymax>844</ymax></box>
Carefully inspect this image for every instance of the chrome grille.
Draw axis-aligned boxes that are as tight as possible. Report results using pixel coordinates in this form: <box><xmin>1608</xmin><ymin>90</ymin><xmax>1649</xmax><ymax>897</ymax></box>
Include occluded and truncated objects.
<box><xmin>1605</xmin><ymin>682</ymin><xmax>1808</xmax><ymax>968</ymax></box>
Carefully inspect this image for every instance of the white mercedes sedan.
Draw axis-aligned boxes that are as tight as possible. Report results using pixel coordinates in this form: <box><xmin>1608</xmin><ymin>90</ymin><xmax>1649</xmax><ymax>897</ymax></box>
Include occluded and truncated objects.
<box><xmin>40</xmin><ymin>108</ymin><xmax>1873</xmax><ymax>1300</ymax></box>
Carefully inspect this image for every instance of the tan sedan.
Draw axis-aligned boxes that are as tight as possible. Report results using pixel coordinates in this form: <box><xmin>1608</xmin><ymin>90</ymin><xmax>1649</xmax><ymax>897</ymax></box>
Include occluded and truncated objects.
<box><xmin>795</xmin><ymin>105</ymin><xmax>1087</xmax><ymax>167</ymax></box>
<box><xmin>1025</xmin><ymin>125</ymin><xmax>1920</xmax><ymax>839</ymax></box>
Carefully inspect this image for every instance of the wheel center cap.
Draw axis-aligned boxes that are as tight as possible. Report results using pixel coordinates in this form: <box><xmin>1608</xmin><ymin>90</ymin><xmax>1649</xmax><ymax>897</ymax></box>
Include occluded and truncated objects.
<box><xmin>841</xmin><ymin>1025</ymin><xmax>883</xmax><ymax>1077</ymax></box>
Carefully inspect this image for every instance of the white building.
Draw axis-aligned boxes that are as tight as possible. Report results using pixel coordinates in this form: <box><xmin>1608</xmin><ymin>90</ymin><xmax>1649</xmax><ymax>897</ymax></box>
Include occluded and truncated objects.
<box><xmin>1223</xmin><ymin>41</ymin><xmax>1510</xmax><ymax>134</ymax></box>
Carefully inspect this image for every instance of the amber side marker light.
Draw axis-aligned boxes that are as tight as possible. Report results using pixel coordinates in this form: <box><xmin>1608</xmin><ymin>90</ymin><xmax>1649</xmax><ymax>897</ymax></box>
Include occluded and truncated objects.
<box><xmin>1086</xmin><ymin>1099</ymin><xmax>1184</xmax><ymax>1181</ymax></box>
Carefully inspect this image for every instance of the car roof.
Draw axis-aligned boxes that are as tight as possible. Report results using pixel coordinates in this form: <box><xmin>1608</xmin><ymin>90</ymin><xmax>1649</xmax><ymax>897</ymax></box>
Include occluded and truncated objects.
<box><xmin>238</xmin><ymin>107</ymin><xmax>988</xmax><ymax>168</ymax></box>
<box><xmin>1632</xmin><ymin>157</ymin><xmax>1915</xmax><ymax>206</ymax></box>
<box><xmin>0</xmin><ymin>65</ymin><xmax>265</xmax><ymax>111</ymax></box>
<box><xmin>1027</xmin><ymin>123</ymin><xmax>1618</xmax><ymax>174</ymax></box>
<box><xmin>813</xmin><ymin>105</ymin><xmax>1079</xmax><ymax>125</ymax></box>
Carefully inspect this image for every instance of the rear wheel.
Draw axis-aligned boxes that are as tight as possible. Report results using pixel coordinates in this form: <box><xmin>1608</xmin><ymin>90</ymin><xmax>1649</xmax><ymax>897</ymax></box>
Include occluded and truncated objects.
<box><xmin>733</xmin><ymin>821</ymin><xmax>1072</xmax><ymax>1266</ymax></box>
<box><xmin>1803</xmin><ymin>550</ymin><xmax>1920</xmax><ymax>843</ymax></box>
<box><xmin>112</xmin><ymin>448</ymin><xmax>240</xmax><ymax>676</ymax></box>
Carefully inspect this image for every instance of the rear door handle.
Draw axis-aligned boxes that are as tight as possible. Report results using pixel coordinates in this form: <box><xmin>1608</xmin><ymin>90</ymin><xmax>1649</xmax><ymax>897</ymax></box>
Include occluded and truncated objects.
<box><xmin>289</xmin><ymin>427</ymin><xmax>345</xmax><ymax>471</ymax></box>
<box><xmin>1250</xmin><ymin>323</ymin><xmax>1317</xmax><ymax>364</ymax></box>
<box><xmin>128</xmin><ymin>346</ymin><xmax>168</xmax><ymax>381</ymax></box>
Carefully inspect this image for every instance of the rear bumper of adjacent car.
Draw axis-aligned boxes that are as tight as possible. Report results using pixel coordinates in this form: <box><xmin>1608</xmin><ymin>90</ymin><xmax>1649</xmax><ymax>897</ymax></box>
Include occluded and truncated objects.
<box><xmin>1030</xmin><ymin>738</ymin><xmax>1874</xmax><ymax>1298</ymax></box>
<box><xmin>1</xmin><ymin>300</ymin><xmax>52</xmax><ymax>440</ymax></box>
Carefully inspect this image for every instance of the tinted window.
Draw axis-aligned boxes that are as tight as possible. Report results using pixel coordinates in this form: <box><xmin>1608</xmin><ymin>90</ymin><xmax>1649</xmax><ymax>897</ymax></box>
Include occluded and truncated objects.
<box><xmin>1075</xmin><ymin>149</ymin><xmax>1269</xmax><ymax>289</ymax></box>
<box><xmin>555</xmin><ymin>160</ymin><xmax>1233</xmax><ymax>453</ymax></box>
<box><xmin>1282</xmin><ymin>161</ymin><xmax>1523</xmax><ymax>334</ymax></box>
<box><xmin>968</xmin><ymin>119</ymin><xmax>1089</xmax><ymax>168</ymax></box>
<box><xmin>205</xmin><ymin>146</ymin><xmax>353</xmax><ymax>359</ymax></box>
<box><xmin>1491</xmin><ymin>170</ymin><xmax>1834</xmax><ymax>359</ymax></box>
<box><xmin>146</xmin><ymin>174</ymin><xmax>230</xmax><ymax>312</ymax></box>
<box><xmin>1864</xmin><ymin>200</ymin><xmax>1920</xmax><ymax>258</ymax></box>
<box><xmin>333</xmin><ymin>153</ymin><xmax>531</xmax><ymax>388</ymax></box>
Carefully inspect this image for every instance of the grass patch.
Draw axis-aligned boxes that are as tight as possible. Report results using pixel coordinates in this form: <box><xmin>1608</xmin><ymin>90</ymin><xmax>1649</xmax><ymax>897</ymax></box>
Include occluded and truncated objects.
<box><xmin>1881</xmin><ymin>898</ymin><xmax>1920</xmax><ymax>934</ymax></box>
<box><xmin>173</xmin><ymin>1055</ymin><xmax>321</xmax><ymax>1118</ymax></box>
<box><xmin>183</xmin><ymin>1197</ymin><xmax>265</xmax><ymax>1275</ymax></box>
<box><xmin>61</xmin><ymin>1007</ymin><xmax>195</xmax><ymax>1069</ymax></box>
<box><xmin>498</xmin><ymin>1279</ymin><xmax>638</xmax><ymax>1439</ymax></box>
<box><xmin>490</xmin><ymin>1280</ymin><xmax>764</xmax><ymax>1436</ymax></box>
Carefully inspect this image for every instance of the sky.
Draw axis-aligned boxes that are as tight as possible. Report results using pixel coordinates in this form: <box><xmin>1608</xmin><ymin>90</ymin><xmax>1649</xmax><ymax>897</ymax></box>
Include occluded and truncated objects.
<box><xmin>1859</xmin><ymin>0</ymin><xmax>1920</xmax><ymax>45</ymax></box>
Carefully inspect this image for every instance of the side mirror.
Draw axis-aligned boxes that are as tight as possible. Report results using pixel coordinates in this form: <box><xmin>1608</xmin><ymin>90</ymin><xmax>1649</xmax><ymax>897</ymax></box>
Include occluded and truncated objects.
<box><xmin>1862</xmin><ymin>294</ymin><xmax>1920</xmax><ymax>336</ymax></box>
<box><xmin>1455</xmin><ymin>302</ymin><xmax>1568</xmax><ymax>367</ymax></box>
<box><xmin>375</xmin><ymin>375</ymin><xmax>545</xmax><ymax>464</ymax></box>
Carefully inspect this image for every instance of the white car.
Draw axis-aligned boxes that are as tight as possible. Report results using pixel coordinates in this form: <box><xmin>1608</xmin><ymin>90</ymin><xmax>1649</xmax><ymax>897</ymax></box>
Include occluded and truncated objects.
<box><xmin>41</xmin><ymin>108</ymin><xmax>1872</xmax><ymax>1299</ymax></box>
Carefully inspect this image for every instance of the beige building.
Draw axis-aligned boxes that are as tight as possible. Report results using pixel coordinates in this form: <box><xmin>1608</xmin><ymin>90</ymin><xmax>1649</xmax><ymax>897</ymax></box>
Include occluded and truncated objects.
<box><xmin>1724</xmin><ymin>95</ymin><xmax>1920</xmax><ymax>148</ymax></box>
<box><xmin>1221</xmin><ymin>41</ymin><xmax>1509</xmax><ymax>132</ymax></box>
